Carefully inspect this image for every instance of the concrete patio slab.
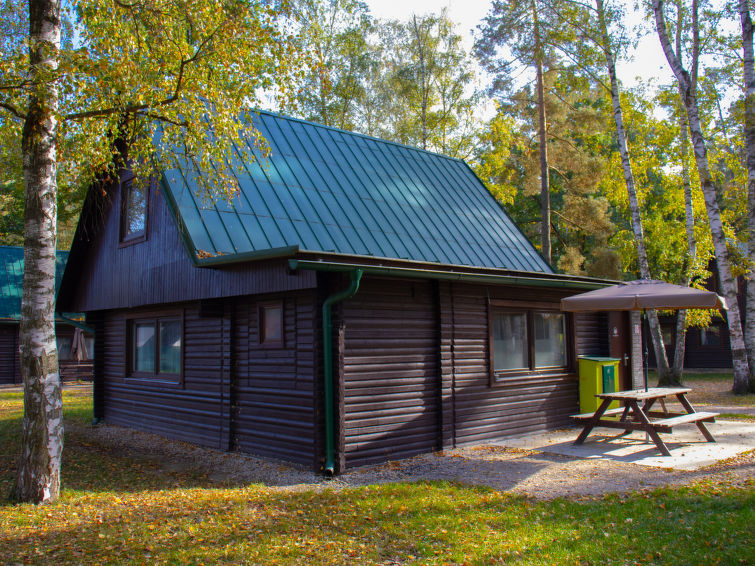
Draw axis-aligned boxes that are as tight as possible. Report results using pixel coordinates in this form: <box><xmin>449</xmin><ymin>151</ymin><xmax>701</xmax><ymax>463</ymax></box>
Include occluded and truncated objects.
<box><xmin>492</xmin><ymin>420</ymin><xmax>755</xmax><ymax>471</ymax></box>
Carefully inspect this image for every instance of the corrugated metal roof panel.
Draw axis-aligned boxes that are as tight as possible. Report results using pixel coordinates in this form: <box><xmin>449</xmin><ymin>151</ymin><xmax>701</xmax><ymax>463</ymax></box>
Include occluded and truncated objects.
<box><xmin>161</xmin><ymin>111</ymin><xmax>552</xmax><ymax>273</ymax></box>
<box><xmin>0</xmin><ymin>246</ymin><xmax>70</xmax><ymax>320</ymax></box>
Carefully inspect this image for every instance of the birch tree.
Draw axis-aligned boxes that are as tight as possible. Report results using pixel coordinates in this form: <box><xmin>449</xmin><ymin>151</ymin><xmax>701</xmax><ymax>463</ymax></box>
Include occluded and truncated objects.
<box><xmin>290</xmin><ymin>0</ymin><xmax>374</xmax><ymax>131</ymax></box>
<box><xmin>670</xmin><ymin>0</ymin><xmax>698</xmax><ymax>382</ymax></box>
<box><xmin>739</xmin><ymin>0</ymin><xmax>755</xmax><ymax>382</ymax></box>
<box><xmin>591</xmin><ymin>0</ymin><xmax>671</xmax><ymax>379</ymax></box>
<box><xmin>376</xmin><ymin>10</ymin><xmax>479</xmax><ymax>158</ymax></box>
<box><xmin>1</xmin><ymin>0</ymin><xmax>299</xmax><ymax>503</ymax></box>
<box><xmin>653</xmin><ymin>0</ymin><xmax>753</xmax><ymax>392</ymax></box>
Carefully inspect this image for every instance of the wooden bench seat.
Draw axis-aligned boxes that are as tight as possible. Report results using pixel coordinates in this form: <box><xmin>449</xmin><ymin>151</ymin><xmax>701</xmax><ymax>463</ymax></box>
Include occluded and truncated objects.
<box><xmin>572</xmin><ymin>407</ymin><xmax>626</xmax><ymax>421</ymax></box>
<box><xmin>653</xmin><ymin>411</ymin><xmax>718</xmax><ymax>429</ymax></box>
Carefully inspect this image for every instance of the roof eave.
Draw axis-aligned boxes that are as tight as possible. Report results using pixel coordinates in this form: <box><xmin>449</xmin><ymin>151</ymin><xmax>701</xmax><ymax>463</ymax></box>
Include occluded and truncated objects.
<box><xmin>288</xmin><ymin>256</ymin><xmax>614</xmax><ymax>290</ymax></box>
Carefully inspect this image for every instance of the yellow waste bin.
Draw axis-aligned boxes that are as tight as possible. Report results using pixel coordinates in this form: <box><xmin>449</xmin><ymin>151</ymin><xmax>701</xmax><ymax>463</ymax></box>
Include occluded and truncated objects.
<box><xmin>578</xmin><ymin>356</ymin><xmax>620</xmax><ymax>413</ymax></box>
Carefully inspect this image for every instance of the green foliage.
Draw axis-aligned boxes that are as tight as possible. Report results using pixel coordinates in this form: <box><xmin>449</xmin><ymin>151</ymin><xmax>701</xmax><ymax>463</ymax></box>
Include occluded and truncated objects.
<box><xmin>289</xmin><ymin>0</ymin><xmax>375</xmax><ymax>131</ymax></box>
<box><xmin>287</xmin><ymin>5</ymin><xmax>481</xmax><ymax>159</ymax></box>
<box><xmin>475</xmin><ymin>67</ymin><xmax>618</xmax><ymax>278</ymax></box>
<box><xmin>0</xmin><ymin>0</ymin><xmax>301</xmax><ymax>212</ymax></box>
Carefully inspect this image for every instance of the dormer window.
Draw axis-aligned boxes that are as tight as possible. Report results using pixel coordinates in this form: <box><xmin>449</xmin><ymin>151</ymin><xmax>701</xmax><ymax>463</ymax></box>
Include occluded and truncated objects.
<box><xmin>120</xmin><ymin>178</ymin><xmax>148</xmax><ymax>244</ymax></box>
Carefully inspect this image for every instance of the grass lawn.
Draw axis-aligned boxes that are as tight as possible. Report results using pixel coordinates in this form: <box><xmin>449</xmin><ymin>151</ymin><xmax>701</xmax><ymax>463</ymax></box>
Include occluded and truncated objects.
<box><xmin>1</xmin><ymin>388</ymin><xmax>753</xmax><ymax>565</ymax></box>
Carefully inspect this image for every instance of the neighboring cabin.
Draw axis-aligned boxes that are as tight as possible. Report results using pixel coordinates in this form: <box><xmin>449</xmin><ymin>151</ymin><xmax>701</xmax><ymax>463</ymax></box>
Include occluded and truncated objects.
<box><xmin>58</xmin><ymin>111</ymin><xmax>626</xmax><ymax>473</ymax></box>
<box><xmin>1</xmin><ymin>246</ymin><xmax>93</xmax><ymax>385</ymax></box>
<box><xmin>647</xmin><ymin>262</ymin><xmax>747</xmax><ymax>370</ymax></box>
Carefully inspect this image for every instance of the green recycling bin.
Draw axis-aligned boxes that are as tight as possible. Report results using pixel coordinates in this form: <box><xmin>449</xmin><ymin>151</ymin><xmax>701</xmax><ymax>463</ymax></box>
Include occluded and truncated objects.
<box><xmin>578</xmin><ymin>356</ymin><xmax>620</xmax><ymax>413</ymax></box>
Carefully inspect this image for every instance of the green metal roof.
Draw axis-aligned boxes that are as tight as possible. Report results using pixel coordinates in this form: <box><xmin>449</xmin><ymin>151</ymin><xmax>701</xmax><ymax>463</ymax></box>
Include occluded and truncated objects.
<box><xmin>0</xmin><ymin>246</ymin><xmax>69</xmax><ymax>320</ymax></box>
<box><xmin>161</xmin><ymin>111</ymin><xmax>552</xmax><ymax>273</ymax></box>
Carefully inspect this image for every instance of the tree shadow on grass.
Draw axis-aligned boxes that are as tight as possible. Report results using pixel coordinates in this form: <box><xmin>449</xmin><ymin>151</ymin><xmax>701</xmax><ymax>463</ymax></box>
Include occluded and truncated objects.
<box><xmin>1</xmin><ymin>479</ymin><xmax>752</xmax><ymax>565</ymax></box>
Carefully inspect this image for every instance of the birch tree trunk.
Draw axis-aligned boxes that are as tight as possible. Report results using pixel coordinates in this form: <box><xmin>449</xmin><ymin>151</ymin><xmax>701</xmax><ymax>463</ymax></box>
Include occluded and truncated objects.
<box><xmin>13</xmin><ymin>0</ymin><xmax>63</xmax><ymax>504</ymax></box>
<box><xmin>654</xmin><ymin>0</ymin><xmax>752</xmax><ymax>393</ymax></box>
<box><xmin>596</xmin><ymin>0</ymin><xmax>670</xmax><ymax>380</ymax></box>
<box><xmin>533</xmin><ymin>1</ymin><xmax>551</xmax><ymax>264</ymax></box>
<box><xmin>671</xmin><ymin>109</ymin><xmax>695</xmax><ymax>381</ymax></box>
<box><xmin>740</xmin><ymin>0</ymin><xmax>755</xmax><ymax>388</ymax></box>
<box><xmin>672</xmin><ymin>0</ymin><xmax>696</xmax><ymax>382</ymax></box>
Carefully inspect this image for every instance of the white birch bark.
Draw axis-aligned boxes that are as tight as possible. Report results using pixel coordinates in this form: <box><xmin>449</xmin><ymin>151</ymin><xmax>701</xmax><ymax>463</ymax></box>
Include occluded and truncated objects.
<box><xmin>671</xmin><ymin>109</ymin><xmax>695</xmax><ymax>381</ymax></box>
<box><xmin>596</xmin><ymin>0</ymin><xmax>670</xmax><ymax>379</ymax></box>
<box><xmin>653</xmin><ymin>0</ymin><xmax>751</xmax><ymax>393</ymax></box>
<box><xmin>672</xmin><ymin>0</ymin><xmax>696</xmax><ymax>382</ymax></box>
<box><xmin>14</xmin><ymin>0</ymin><xmax>63</xmax><ymax>503</ymax></box>
<box><xmin>740</xmin><ymin>0</ymin><xmax>755</xmax><ymax>388</ymax></box>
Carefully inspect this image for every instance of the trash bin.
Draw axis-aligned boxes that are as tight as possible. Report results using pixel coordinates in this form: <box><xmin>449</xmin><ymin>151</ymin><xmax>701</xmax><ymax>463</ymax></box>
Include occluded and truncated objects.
<box><xmin>578</xmin><ymin>356</ymin><xmax>620</xmax><ymax>413</ymax></box>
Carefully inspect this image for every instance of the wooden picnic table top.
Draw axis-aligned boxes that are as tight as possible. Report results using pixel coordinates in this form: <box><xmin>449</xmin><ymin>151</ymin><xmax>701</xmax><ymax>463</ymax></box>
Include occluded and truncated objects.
<box><xmin>596</xmin><ymin>387</ymin><xmax>691</xmax><ymax>401</ymax></box>
<box><xmin>575</xmin><ymin>386</ymin><xmax>716</xmax><ymax>456</ymax></box>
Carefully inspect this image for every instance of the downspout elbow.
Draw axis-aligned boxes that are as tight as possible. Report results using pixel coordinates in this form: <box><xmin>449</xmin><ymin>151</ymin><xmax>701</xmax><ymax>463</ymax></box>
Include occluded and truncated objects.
<box><xmin>322</xmin><ymin>269</ymin><xmax>363</xmax><ymax>476</ymax></box>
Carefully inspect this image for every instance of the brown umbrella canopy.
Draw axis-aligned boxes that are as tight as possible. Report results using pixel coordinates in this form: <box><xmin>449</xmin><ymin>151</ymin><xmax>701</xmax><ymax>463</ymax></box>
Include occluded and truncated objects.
<box><xmin>561</xmin><ymin>279</ymin><xmax>726</xmax><ymax>312</ymax></box>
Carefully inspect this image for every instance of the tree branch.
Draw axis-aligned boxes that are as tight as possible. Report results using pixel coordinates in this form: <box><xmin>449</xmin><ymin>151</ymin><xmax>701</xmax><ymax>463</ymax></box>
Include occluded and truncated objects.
<box><xmin>0</xmin><ymin>100</ymin><xmax>26</xmax><ymax>120</ymax></box>
<box><xmin>65</xmin><ymin>20</ymin><xmax>226</xmax><ymax>121</ymax></box>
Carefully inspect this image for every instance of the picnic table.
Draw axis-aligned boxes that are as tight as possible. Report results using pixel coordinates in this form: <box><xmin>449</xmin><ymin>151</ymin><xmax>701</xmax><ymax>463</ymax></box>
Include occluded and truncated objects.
<box><xmin>572</xmin><ymin>387</ymin><xmax>719</xmax><ymax>456</ymax></box>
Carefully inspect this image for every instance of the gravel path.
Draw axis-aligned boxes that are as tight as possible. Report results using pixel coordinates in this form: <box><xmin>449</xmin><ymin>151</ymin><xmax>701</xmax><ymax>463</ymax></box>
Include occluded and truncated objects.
<box><xmin>70</xmin><ymin>420</ymin><xmax>754</xmax><ymax>500</ymax></box>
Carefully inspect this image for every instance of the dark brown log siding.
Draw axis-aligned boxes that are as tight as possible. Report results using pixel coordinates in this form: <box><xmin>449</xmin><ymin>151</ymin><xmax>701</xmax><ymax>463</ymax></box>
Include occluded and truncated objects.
<box><xmin>0</xmin><ymin>324</ymin><xmax>93</xmax><ymax>384</ymax></box>
<box><xmin>0</xmin><ymin>324</ymin><xmax>18</xmax><ymax>384</ymax></box>
<box><xmin>342</xmin><ymin>278</ymin><xmax>439</xmax><ymax>467</ymax></box>
<box><xmin>232</xmin><ymin>291</ymin><xmax>317</xmax><ymax>466</ymax></box>
<box><xmin>97</xmin><ymin>291</ymin><xmax>317</xmax><ymax>464</ymax></box>
<box><xmin>60</xmin><ymin>178</ymin><xmax>316</xmax><ymax>313</ymax></box>
<box><xmin>100</xmin><ymin>302</ymin><xmax>233</xmax><ymax>448</ymax></box>
<box><xmin>446</xmin><ymin>283</ymin><xmax>580</xmax><ymax>446</ymax></box>
<box><xmin>575</xmin><ymin>312</ymin><xmax>609</xmax><ymax>358</ymax></box>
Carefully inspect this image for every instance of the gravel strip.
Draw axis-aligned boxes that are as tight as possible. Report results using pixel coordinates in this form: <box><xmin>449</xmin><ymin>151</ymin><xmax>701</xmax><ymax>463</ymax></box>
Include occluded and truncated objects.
<box><xmin>69</xmin><ymin>421</ymin><xmax>754</xmax><ymax>500</ymax></box>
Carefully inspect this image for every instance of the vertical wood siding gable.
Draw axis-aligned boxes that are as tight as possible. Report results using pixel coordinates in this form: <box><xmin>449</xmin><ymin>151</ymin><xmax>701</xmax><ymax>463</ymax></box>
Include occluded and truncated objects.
<box><xmin>0</xmin><ymin>325</ymin><xmax>18</xmax><ymax>384</ymax></box>
<box><xmin>66</xmin><ymin>179</ymin><xmax>316</xmax><ymax>312</ymax></box>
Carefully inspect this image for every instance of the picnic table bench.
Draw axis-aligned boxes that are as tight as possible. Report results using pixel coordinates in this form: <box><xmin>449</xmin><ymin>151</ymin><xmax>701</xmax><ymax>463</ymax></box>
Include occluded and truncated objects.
<box><xmin>572</xmin><ymin>387</ymin><xmax>718</xmax><ymax>456</ymax></box>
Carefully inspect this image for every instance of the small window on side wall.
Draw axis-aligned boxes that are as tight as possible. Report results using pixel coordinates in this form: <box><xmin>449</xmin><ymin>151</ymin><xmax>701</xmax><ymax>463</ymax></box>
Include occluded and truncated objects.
<box><xmin>128</xmin><ymin>314</ymin><xmax>182</xmax><ymax>382</ymax></box>
<box><xmin>700</xmin><ymin>325</ymin><xmax>721</xmax><ymax>347</ymax></box>
<box><xmin>258</xmin><ymin>301</ymin><xmax>284</xmax><ymax>347</ymax></box>
<box><xmin>120</xmin><ymin>178</ymin><xmax>148</xmax><ymax>244</ymax></box>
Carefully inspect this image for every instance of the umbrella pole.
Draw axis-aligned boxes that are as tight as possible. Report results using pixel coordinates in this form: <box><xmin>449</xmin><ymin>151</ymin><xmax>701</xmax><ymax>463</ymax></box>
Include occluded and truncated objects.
<box><xmin>642</xmin><ymin>311</ymin><xmax>649</xmax><ymax>392</ymax></box>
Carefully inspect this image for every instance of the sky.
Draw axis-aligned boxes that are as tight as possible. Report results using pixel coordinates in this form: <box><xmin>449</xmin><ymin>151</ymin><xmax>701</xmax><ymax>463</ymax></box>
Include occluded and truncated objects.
<box><xmin>363</xmin><ymin>0</ymin><xmax>671</xmax><ymax>91</ymax></box>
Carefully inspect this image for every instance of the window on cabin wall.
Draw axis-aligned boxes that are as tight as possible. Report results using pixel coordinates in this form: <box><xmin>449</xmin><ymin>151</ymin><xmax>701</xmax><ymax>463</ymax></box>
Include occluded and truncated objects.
<box><xmin>120</xmin><ymin>178</ymin><xmax>148</xmax><ymax>244</ymax></box>
<box><xmin>490</xmin><ymin>306</ymin><xmax>569</xmax><ymax>383</ymax></box>
<box><xmin>700</xmin><ymin>324</ymin><xmax>722</xmax><ymax>347</ymax></box>
<box><xmin>127</xmin><ymin>314</ymin><xmax>182</xmax><ymax>382</ymax></box>
<box><xmin>258</xmin><ymin>301</ymin><xmax>284</xmax><ymax>347</ymax></box>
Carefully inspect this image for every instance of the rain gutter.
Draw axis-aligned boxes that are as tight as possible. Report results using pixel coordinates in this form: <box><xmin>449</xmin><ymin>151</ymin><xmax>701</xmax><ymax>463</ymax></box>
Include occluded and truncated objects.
<box><xmin>289</xmin><ymin>260</ymin><xmax>607</xmax><ymax>290</ymax></box>
<box><xmin>322</xmin><ymin>269</ymin><xmax>363</xmax><ymax>476</ymax></box>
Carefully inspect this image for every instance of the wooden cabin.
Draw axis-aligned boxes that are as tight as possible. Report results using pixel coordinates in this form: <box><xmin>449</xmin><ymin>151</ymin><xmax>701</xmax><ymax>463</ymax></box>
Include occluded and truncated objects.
<box><xmin>0</xmin><ymin>246</ymin><xmax>94</xmax><ymax>385</ymax></box>
<box><xmin>58</xmin><ymin>111</ymin><xmax>619</xmax><ymax>473</ymax></box>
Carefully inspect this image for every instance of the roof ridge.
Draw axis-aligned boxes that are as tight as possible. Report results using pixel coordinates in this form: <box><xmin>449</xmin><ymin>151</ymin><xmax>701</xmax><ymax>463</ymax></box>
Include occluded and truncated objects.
<box><xmin>250</xmin><ymin>108</ymin><xmax>468</xmax><ymax>165</ymax></box>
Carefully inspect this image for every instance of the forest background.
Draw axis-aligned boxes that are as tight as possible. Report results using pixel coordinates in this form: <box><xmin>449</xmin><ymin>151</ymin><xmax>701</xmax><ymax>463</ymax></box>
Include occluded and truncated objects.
<box><xmin>2</xmin><ymin>0</ymin><xmax>749</xmax><ymax>286</ymax></box>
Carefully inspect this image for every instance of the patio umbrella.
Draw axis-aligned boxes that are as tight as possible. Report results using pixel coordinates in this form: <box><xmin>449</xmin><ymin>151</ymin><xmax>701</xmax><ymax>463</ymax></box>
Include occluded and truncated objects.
<box><xmin>560</xmin><ymin>279</ymin><xmax>726</xmax><ymax>312</ymax></box>
<box><xmin>561</xmin><ymin>279</ymin><xmax>726</xmax><ymax>390</ymax></box>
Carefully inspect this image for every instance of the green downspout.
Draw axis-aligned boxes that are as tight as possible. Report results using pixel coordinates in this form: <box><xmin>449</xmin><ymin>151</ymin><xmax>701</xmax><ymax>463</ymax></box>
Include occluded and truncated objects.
<box><xmin>322</xmin><ymin>269</ymin><xmax>363</xmax><ymax>476</ymax></box>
